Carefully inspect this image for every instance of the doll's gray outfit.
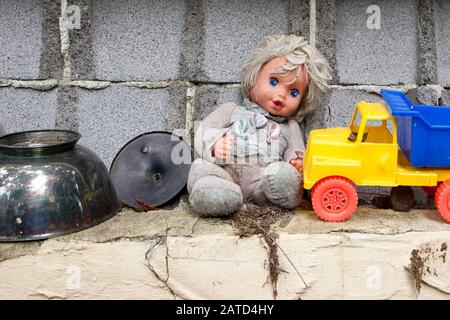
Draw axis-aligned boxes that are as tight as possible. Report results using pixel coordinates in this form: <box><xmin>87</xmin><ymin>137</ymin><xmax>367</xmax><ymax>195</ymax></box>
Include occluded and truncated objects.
<box><xmin>188</xmin><ymin>100</ymin><xmax>305</xmax><ymax>216</ymax></box>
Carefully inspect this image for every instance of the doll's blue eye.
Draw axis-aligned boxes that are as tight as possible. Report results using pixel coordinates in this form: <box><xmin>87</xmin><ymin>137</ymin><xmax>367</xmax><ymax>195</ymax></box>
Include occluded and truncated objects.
<box><xmin>290</xmin><ymin>89</ymin><xmax>300</xmax><ymax>98</ymax></box>
<box><xmin>269</xmin><ymin>78</ymin><xmax>278</xmax><ymax>86</ymax></box>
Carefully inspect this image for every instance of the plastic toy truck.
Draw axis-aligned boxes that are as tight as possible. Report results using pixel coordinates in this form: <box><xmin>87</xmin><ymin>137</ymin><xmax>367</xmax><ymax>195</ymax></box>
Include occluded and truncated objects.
<box><xmin>303</xmin><ymin>89</ymin><xmax>450</xmax><ymax>223</ymax></box>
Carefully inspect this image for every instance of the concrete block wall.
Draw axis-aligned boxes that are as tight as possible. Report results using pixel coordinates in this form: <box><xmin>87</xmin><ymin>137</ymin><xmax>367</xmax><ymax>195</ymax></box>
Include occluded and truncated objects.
<box><xmin>0</xmin><ymin>0</ymin><xmax>449</xmax><ymax>179</ymax></box>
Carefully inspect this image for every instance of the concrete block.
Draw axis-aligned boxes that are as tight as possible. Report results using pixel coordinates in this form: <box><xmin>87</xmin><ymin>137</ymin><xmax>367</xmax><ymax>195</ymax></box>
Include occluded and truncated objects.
<box><xmin>202</xmin><ymin>0</ymin><xmax>290</xmax><ymax>82</ymax></box>
<box><xmin>68</xmin><ymin>0</ymin><xmax>95</xmax><ymax>80</ymax></box>
<box><xmin>0</xmin><ymin>87</ymin><xmax>57</xmax><ymax>133</ymax></box>
<box><xmin>71</xmin><ymin>0</ymin><xmax>185</xmax><ymax>81</ymax></box>
<box><xmin>406</xmin><ymin>86</ymin><xmax>441</xmax><ymax>105</ymax></box>
<box><xmin>179</xmin><ymin>0</ymin><xmax>207</xmax><ymax>82</ymax></box>
<box><xmin>0</xmin><ymin>240</ymin><xmax>174</xmax><ymax>299</ymax></box>
<box><xmin>2</xmin><ymin>206</ymin><xmax>450</xmax><ymax>299</ymax></box>
<box><xmin>73</xmin><ymin>85</ymin><xmax>186</xmax><ymax>168</ymax></box>
<box><xmin>440</xmin><ymin>90</ymin><xmax>450</xmax><ymax>106</ymax></box>
<box><xmin>194</xmin><ymin>85</ymin><xmax>243</xmax><ymax>121</ymax></box>
<box><xmin>289</xmin><ymin>0</ymin><xmax>310</xmax><ymax>38</ymax></box>
<box><xmin>434</xmin><ymin>0</ymin><xmax>450</xmax><ymax>87</ymax></box>
<box><xmin>55</xmin><ymin>86</ymin><xmax>80</xmax><ymax>132</ymax></box>
<box><xmin>335</xmin><ymin>0</ymin><xmax>418</xmax><ymax>85</ymax></box>
<box><xmin>40</xmin><ymin>0</ymin><xmax>64</xmax><ymax>79</ymax></box>
<box><xmin>316</xmin><ymin>0</ymin><xmax>338</xmax><ymax>83</ymax></box>
<box><xmin>417</xmin><ymin>0</ymin><xmax>437</xmax><ymax>85</ymax></box>
<box><xmin>0</xmin><ymin>0</ymin><xmax>43</xmax><ymax>79</ymax></box>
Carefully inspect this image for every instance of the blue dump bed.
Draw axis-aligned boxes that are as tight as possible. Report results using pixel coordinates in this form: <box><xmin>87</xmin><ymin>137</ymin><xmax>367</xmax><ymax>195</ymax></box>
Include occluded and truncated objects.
<box><xmin>381</xmin><ymin>89</ymin><xmax>450</xmax><ymax>167</ymax></box>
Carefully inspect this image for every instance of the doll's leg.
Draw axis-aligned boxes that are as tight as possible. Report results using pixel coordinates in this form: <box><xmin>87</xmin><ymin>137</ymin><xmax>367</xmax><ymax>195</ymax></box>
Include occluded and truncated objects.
<box><xmin>239</xmin><ymin>165</ymin><xmax>271</xmax><ymax>206</ymax></box>
<box><xmin>260</xmin><ymin>162</ymin><xmax>303</xmax><ymax>209</ymax></box>
<box><xmin>187</xmin><ymin>158</ymin><xmax>234</xmax><ymax>193</ymax></box>
<box><xmin>188</xmin><ymin>159</ymin><xmax>243</xmax><ymax>216</ymax></box>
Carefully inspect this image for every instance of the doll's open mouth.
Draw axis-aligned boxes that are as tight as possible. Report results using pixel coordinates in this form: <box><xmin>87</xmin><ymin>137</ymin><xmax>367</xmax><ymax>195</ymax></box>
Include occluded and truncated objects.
<box><xmin>272</xmin><ymin>100</ymin><xmax>283</xmax><ymax>109</ymax></box>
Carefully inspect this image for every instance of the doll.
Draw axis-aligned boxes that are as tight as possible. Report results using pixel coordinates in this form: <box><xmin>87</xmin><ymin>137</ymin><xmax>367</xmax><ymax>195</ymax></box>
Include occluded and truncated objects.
<box><xmin>188</xmin><ymin>35</ymin><xmax>331</xmax><ymax>216</ymax></box>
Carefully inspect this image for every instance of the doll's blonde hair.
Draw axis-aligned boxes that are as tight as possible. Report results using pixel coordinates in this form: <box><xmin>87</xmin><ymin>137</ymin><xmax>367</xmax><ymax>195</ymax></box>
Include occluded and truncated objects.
<box><xmin>241</xmin><ymin>35</ymin><xmax>332</xmax><ymax>121</ymax></box>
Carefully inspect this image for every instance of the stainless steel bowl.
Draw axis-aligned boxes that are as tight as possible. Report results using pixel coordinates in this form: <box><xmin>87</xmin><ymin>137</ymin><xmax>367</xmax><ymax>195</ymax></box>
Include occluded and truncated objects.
<box><xmin>0</xmin><ymin>130</ymin><xmax>121</xmax><ymax>241</ymax></box>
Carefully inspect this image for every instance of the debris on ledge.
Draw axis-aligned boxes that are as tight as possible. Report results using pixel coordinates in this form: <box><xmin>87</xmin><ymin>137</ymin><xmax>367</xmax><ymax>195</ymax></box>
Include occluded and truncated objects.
<box><xmin>1</xmin><ymin>200</ymin><xmax>450</xmax><ymax>300</ymax></box>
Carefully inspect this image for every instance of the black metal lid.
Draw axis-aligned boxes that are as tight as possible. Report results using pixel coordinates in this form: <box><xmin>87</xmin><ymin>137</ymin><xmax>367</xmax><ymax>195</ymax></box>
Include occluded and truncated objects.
<box><xmin>0</xmin><ymin>130</ymin><xmax>81</xmax><ymax>157</ymax></box>
<box><xmin>110</xmin><ymin>131</ymin><xmax>192</xmax><ymax>209</ymax></box>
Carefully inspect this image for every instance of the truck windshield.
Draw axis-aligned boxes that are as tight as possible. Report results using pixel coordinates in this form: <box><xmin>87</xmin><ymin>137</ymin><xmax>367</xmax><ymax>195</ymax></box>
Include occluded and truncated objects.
<box><xmin>348</xmin><ymin>110</ymin><xmax>362</xmax><ymax>142</ymax></box>
<box><xmin>349</xmin><ymin>110</ymin><xmax>395</xmax><ymax>144</ymax></box>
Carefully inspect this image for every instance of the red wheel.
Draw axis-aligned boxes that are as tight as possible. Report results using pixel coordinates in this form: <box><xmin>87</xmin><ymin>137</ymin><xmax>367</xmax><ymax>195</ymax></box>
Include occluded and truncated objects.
<box><xmin>434</xmin><ymin>180</ymin><xmax>450</xmax><ymax>223</ymax></box>
<box><xmin>311</xmin><ymin>176</ymin><xmax>358</xmax><ymax>222</ymax></box>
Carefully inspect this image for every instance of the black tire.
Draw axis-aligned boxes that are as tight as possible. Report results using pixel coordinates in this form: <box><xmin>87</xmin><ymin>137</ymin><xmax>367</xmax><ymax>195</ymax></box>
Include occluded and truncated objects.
<box><xmin>390</xmin><ymin>186</ymin><xmax>415</xmax><ymax>212</ymax></box>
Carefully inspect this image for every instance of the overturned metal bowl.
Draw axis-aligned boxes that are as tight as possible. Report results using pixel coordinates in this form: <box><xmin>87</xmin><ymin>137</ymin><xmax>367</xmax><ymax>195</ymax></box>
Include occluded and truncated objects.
<box><xmin>0</xmin><ymin>130</ymin><xmax>121</xmax><ymax>242</ymax></box>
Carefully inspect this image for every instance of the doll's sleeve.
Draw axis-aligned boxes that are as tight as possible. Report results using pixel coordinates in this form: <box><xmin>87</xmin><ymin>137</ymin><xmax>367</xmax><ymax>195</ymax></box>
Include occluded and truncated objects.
<box><xmin>283</xmin><ymin>119</ymin><xmax>306</xmax><ymax>162</ymax></box>
<box><xmin>193</xmin><ymin>102</ymin><xmax>235</xmax><ymax>164</ymax></box>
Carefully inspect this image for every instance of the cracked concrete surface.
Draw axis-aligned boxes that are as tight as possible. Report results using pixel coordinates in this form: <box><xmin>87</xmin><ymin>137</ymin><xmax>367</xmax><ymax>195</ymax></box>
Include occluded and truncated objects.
<box><xmin>0</xmin><ymin>203</ymin><xmax>450</xmax><ymax>299</ymax></box>
<box><xmin>145</xmin><ymin>229</ymin><xmax>180</xmax><ymax>299</ymax></box>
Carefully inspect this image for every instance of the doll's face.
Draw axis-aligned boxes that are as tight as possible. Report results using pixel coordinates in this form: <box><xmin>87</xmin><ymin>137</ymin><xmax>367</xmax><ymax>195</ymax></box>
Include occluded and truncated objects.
<box><xmin>249</xmin><ymin>56</ymin><xmax>308</xmax><ymax>117</ymax></box>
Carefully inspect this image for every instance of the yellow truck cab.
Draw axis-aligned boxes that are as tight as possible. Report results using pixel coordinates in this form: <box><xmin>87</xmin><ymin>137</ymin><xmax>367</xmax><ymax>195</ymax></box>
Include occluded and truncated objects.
<box><xmin>303</xmin><ymin>89</ymin><xmax>450</xmax><ymax>223</ymax></box>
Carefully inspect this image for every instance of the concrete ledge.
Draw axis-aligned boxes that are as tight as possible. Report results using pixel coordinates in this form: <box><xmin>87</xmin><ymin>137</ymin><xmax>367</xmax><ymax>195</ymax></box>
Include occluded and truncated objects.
<box><xmin>0</xmin><ymin>202</ymin><xmax>449</xmax><ymax>299</ymax></box>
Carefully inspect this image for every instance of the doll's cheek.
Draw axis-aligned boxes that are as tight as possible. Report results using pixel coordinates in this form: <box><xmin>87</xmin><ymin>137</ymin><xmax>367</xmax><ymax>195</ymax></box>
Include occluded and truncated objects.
<box><xmin>249</xmin><ymin>88</ymin><xmax>258</xmax><ymax>102</ymax></box>
<box><xmin>253</xmin><ymin>96</ymin><xmax>263</xmax><ymax>106</ymax></box>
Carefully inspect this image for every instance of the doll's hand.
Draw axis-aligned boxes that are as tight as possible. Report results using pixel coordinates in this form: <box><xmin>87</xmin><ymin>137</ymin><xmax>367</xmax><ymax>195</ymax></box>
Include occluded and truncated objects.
<box><xmin>213</xmin><ymin>136</ymin><xmax>234</xmax><ymax>160</ymax></box>
<box><xmin>289</xmin><ymin>159</ymin><xmax>303</xmax><ymax>177</ymax></box>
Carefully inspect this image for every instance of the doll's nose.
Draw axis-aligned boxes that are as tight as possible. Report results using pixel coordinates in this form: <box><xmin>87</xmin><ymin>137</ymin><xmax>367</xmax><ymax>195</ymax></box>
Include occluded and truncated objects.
<box><xmin>275</xmin><ymin>90</ymin><xmax>286</xmax><ymax>101</ymax></box>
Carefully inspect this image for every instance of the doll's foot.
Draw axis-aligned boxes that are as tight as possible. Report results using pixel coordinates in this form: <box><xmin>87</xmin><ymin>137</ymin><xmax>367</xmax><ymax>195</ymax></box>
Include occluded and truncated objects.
<box><xmin>189</xmin><ymin>176</ymin><xmax>243</xmax><ymax>216</ymax></box>
<box><xmin>261</xmin><ymin>162</ymin><xmax>302</xmax><ymax>209</ymax></box>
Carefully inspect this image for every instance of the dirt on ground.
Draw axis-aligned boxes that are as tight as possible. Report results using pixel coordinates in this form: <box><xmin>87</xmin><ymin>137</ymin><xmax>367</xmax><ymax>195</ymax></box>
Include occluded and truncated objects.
<box><xmin>230</xmin><ymin>203</ymin><xmax>291</xmax><ymax>299</ymax></box>
<box><xmin>409</xmin><ymin>241</ymin><xmax>448</xmax><ymax>295</ymax></box>
<box><xmin>229</xmin><ymin>199</ymin><xmax>311</xmax><ymax>299</ymax></box>
<box><xmin>231</xmin><ymin>203</ymin><xmax>293</xmax><ymax>238</ymax></box>
<box><xmin>409</xmin><ymin>249</ymin><xmax>425</xmax><ymax>293</ymax></box>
